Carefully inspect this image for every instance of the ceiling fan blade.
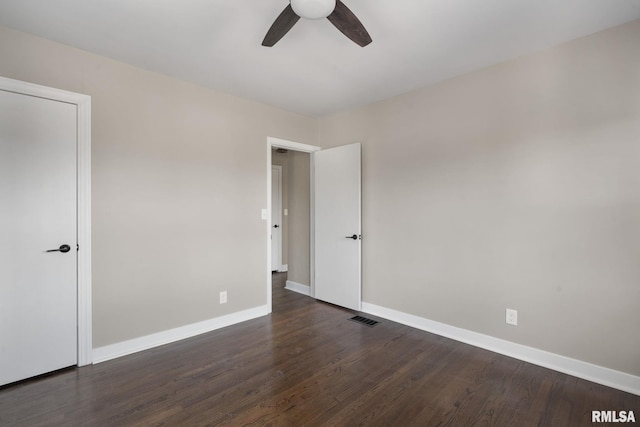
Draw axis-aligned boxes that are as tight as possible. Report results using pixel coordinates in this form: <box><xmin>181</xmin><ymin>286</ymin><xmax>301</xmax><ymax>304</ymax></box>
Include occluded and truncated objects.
<box><xmin>262</xmin><ymin>4</ymin><xmax>301</xmax><ymax>47</ymax></box>
<box><xmin>326</xmin><ymin>0</ymin><xmax>372</xmax><ymax>47</ymax></box>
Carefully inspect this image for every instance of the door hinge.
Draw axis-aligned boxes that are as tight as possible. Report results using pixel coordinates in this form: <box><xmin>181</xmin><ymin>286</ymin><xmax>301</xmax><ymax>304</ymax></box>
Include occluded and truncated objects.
<box><xmin>77</xmin><ymin>244</ymin><xmax>79</xmax><ymax>251</ymax></box>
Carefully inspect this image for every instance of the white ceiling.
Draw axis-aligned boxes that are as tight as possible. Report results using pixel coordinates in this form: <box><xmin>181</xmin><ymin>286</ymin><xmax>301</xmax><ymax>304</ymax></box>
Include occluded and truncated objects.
<box><xmin>1</xmin><ymin>0</ymin><xmax>639</xmax><ymax>117</ymax></box>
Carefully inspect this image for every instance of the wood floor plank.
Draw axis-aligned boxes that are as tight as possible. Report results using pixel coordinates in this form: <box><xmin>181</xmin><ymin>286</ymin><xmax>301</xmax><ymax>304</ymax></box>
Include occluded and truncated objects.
<box><xmin>0</xmin><ymin>272</ymin><xmax>638</xmax><ymax>426</ymax></box>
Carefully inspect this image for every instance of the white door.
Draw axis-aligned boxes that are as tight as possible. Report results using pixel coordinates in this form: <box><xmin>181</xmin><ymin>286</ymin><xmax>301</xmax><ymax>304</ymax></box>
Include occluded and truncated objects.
<box><xmin>314</xmin><ymin>143</ymin><xmax>361</xmax><ymax>311</ymax></box>
<box><xmin>271</xmin><ymin>165</ymin><xmax>282</xmax><ymax>271</ymax></box>
<box><xmin>0</xmin><ymin>89</ymin><xmax>78</xmax><ymax>386</ymax></box>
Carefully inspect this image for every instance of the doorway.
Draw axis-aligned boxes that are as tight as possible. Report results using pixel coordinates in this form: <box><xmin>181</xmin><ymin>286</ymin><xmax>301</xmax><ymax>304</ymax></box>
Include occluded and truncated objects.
<box><xmin>266</xmin><ymin>137</ymin><xmax>362</xmax><ymax>313</ymax></box>
<box><xmin>270</xmin><ymin>143</ymin><xmax>313</xmax><ymax>311</ymax></box>
<box><xmin>267</xmin><ymin>138</ymin><xmax>320</xmax><ymax>312</ymax></box>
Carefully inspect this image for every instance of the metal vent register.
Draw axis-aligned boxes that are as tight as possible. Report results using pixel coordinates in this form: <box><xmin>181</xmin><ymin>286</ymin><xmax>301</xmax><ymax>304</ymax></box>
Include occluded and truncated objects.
<box><xmin>349</xmin><ymin>315</ymin><xmax>379</xmax><ymax>327</ymax></box>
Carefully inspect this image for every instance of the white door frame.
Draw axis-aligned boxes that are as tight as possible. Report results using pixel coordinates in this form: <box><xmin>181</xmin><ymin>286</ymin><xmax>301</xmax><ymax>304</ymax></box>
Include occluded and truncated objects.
<box><xmin>0</xmin><ymin>76</ymin><xmax>92</xmax><ymax>366</ymax></box>
<box><xmin>266</xmin><ymin>137</ymin><xmax>320</xmax><ymax>313</ymax></box>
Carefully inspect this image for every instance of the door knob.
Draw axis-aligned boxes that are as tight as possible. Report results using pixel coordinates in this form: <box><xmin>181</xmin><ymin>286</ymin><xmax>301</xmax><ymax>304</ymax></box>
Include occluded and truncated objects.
<box><xmin>345</xmin><ymin>234</ymin><xmax>360</xmax><ymax>240</ymax></box>
<box><xmin>273</xmin><ymin>224</ymin><xmax>280</xmax><ymax>228</ymax></box>
<box><xmin>46</xmin><ymin>244</ymin><xmax>71</xmax><ymax>253</ymax></box>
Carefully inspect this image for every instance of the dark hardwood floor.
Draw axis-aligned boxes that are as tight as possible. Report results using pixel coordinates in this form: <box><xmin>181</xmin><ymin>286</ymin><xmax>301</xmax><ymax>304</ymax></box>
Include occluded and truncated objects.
<box><xmin>1</xmin><ymin>272</ymin><xmax>638</xmax><ymax>426</ymax></box>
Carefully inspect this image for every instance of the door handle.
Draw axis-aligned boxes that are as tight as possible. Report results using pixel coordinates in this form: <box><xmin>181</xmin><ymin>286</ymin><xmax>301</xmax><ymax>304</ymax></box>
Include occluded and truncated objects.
<box><xmin>273</xmin><ymin>224</ymin><xmax>280</xmax><ymax>228</ymax></box>
<box><xmin>345</xmin><ymin>234</ymin><xmax>360</xmax><ymax>240</ymax></box>
<box><xmin>46</xmin><ymin>244</ymin><xmax>71</xmax><ymax>253</ymax></box>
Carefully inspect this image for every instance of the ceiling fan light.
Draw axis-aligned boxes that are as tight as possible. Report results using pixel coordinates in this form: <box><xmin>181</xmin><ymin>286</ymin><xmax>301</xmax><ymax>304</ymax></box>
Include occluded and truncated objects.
<box><xmin>290</xmin><ymin>0</ymin><xmax>336</xmax><ymax>20</ymax></box>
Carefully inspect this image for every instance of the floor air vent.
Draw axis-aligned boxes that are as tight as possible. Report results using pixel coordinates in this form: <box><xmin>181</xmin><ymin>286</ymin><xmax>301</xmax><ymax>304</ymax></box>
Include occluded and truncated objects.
<box><xmin>349</xmin><ymin>315</ymin><xmax>379</xmax><ymax>327</ymax></box>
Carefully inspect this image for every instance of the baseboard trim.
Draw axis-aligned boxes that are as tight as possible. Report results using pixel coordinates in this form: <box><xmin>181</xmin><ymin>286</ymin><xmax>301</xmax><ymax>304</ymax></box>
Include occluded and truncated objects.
<box><xmin>93</xmin><ymin>305</ymin><xmax>269</xmax><ymax>364</ymax></box>
<box><xmin>285</xmin><ymin>280</ymin><xmax>311</xmax><ymax>296</ymax></box>
<box><xmin>361</xmin><ymin>302</ymin><xmax>640</xmax><ymax>396</ymax></box>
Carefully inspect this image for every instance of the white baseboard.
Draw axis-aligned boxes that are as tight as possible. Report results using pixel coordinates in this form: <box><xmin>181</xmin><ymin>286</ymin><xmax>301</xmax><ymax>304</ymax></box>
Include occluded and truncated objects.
<box><xmin>285</xmin><ymin>280</ymin><xmax>311</xmax><ymax>296</ymax></box>
<box><xmin>93</xmin><ymin>305</ymin><xmax>269</xmax><ymax>364</ymax></box>
<box><xmin>361</xmin><ymin>302</ymin><xmax>640</xmax><ymax>396</ymax></box>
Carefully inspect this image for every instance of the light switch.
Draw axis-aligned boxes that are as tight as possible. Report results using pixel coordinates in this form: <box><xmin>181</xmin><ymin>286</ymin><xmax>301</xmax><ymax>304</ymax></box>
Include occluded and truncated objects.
<box><xmin>284</xmin><ymin>209</ymin><xmax>288</xmax><ymax>216</ymax></box>
<box><xmin>261</xmin><ymin>209</ymin><xmax>267</xmax><ymax>220</ymax></box>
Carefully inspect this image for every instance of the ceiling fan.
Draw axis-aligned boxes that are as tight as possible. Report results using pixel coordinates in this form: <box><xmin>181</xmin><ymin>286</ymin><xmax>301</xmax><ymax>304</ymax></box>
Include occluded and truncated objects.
<box><xmin>262</xmin><ymin>0</ymin><xmax>372</xmax><ymax>47</ymax></box>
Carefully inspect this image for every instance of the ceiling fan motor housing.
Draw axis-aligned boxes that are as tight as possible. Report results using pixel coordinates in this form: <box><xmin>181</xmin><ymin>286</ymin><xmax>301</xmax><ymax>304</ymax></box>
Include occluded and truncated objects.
<box><xmin>291</xmin><ymin>0</ymin><xmax>337</xmax><ymax>19</ymax></box>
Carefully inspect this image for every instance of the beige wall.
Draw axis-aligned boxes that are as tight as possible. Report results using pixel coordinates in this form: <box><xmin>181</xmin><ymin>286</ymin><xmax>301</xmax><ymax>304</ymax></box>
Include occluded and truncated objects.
<box><xmin>287</xmin><ymin>151</ymin><xmax>311</xmax><ymax>285</ymax></box>
<box><xmin>1</xmin><ymin>19</ymin><xmax>638</xmax><ymax>378</ymax></box>
<box><xmin>0</xmin><ymin>26</ymin><xmax>317</xmax><ymax>347</ymax></box>
<box><xmin>318</xmin><ymin>20</ymin><xmax>640</xmax><ymax>375</ymax></box>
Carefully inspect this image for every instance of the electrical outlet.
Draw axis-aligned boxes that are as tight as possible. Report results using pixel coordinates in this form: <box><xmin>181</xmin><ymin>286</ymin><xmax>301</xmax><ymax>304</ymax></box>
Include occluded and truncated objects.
<box><xmin>506</xmin><ymin>308</ymin><xmax>518</xmax><ymax>326</ymax></box>
<box><xmin>220</xmin><ymin>291</ymin><xmax>227</xmax><ymax>304</ymax></box>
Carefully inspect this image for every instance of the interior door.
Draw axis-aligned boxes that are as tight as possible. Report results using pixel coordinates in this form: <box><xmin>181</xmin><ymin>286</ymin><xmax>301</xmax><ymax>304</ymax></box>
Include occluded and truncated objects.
<box><xmin>0</xmin><ymin>89</ymin><xmax>78</xmax><ymax>386</ymax></box>
<box><xmin>314</xmin><ymin>143</ymin><xmax>361</xmax><ymax>311</ymax></box>
<box><xmin>271</xmin><ymin>165</ymin><xmax>282</xmax><ymax>271</ymax></box>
